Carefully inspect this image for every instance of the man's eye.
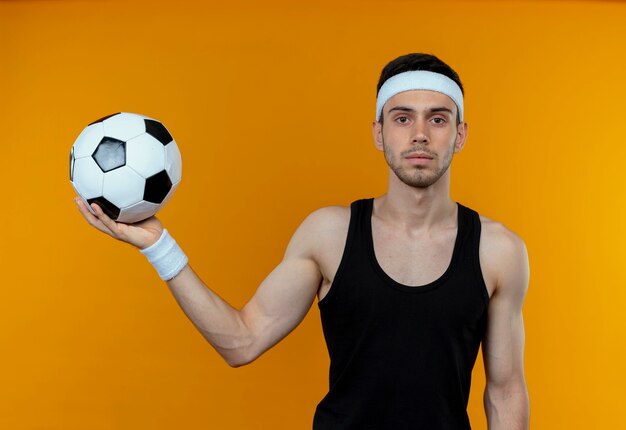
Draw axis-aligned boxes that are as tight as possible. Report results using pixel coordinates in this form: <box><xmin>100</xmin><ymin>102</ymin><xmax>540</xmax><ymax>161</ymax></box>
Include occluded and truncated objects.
<box><xmin>432</xmin><ymin>117</ymin><xmax>446</xmax><ymax>124</ymax></box>
<box><xmin>395</xmin><ymin>116</ymin><xmax>409</xmax><ymax>124</ymax></box>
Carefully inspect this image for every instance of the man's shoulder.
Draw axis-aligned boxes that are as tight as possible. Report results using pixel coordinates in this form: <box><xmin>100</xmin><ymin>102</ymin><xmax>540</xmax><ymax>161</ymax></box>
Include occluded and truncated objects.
<box><xmin>477</xmin><ymin>212</ymin><xmax>526</xmax><ymax>255</ymax></box>
<box><xmin>301</xmin><ymin>204</ymin><xmax>352</xmax><ymax>234</ymax></box>
<box><xmin>286</xmin><ymin>204</ymin><xmax>351</xmax><ymax>263</ymax></box>
<box><xmin>476</xmin><ymin>212</ymin><xmax>529</xmax><ymax>295</ymax></box>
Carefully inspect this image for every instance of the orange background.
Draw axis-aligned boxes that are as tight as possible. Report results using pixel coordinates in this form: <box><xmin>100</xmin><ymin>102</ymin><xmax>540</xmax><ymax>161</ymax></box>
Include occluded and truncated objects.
<box><xmin>1</xmin><ymin>0</ymin><xmax>625</xmax><ymax>428</ymax></box>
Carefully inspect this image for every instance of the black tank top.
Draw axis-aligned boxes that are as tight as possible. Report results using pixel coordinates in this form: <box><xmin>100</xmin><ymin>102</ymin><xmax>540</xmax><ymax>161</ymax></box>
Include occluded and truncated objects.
<box><xmin>313</xmin><ymin>198</ymin><xmax>490</xmax><ymax>429</ymax></box>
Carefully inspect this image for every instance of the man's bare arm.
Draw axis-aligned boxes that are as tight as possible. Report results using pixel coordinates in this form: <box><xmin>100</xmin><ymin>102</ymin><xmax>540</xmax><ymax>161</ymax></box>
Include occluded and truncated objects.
<box><xmin>166</xmin><ymin>212</ymin><xmax>325</xmax><ymax>367</ymax></box>
<box><xmin>76</xmin><ymin>198</ymin><xmax>327</xmax><ymax>367</ymax></box>
<box><xmin>482</xmin><ymin>225</ymin><xmax>530</xmax><ymax>430</ymax></box>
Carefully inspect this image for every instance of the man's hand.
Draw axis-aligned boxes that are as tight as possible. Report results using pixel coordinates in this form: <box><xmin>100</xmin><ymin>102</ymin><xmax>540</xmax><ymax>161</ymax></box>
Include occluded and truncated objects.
<box><xmin>74</xmin><ymin>197</ymin><xmax>163</xmax><ymax>249</ymax></box>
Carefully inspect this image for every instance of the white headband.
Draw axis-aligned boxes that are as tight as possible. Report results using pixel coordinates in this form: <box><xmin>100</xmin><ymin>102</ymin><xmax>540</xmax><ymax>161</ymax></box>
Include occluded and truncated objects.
<box><xmin>376</xmin><ymin>70</ymin><xmax>464</xmax><ymax>122</ymax></box>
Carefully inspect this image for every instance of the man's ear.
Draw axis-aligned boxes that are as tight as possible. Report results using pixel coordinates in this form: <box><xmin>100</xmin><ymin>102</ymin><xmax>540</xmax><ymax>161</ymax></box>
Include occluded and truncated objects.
<box><xmin>454</xmin><ymin>122</ymin><xmax>468</xmax><ymax>153</ymax></box>
<box><xmin>372</xmin><ymin>120</ymin><xmax>383</xmax><ymax>151</ymax></box>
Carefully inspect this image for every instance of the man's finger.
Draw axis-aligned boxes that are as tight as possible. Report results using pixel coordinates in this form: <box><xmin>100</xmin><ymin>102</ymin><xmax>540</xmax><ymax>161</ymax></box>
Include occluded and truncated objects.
<box><xmin>90</xmin><ymin>202</ymin><xmax>125</xmax><ymax>239</ymax></box>
<box><xmin>74</xmin><ymin>198</ymin><xmax>115</xmax><ymax>236</ymax></box>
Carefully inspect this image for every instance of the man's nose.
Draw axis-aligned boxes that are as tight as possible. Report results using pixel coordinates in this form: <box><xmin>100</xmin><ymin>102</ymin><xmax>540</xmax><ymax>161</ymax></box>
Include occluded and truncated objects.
<box><xmin>411</xmin><ymin>119</ymin><xmax>429</xmax><ymax>144</ymax></box>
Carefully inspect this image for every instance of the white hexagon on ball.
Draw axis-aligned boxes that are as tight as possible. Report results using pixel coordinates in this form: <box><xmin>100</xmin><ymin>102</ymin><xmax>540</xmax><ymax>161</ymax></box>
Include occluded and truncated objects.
<box><xmin>73</xmin><ymin>122</ymin><xmax>105</xmax><ymax>159</ymax></box>
<box><xmin>72</xmin><ymin>157</ymin><xmax>104</xmax><ymax>199</ymax></box>
<box><xmin>118</xmin><ymin>201</ymin><xmax>161</xmax><ymax>224</ymax></box>
<box><xmin>102</xmin><ymin>166</ymin><xmax>145</xmax><ymax>209</ymax></box>
<box><xmin>102</xmin><ymin>112</ymin><xmax>146</xmax><ymax>142</ymax></box>
<box><xmin>126</xmin><ymin>133</ymin><xmax>166</xmax><ymax>179</ymax></box>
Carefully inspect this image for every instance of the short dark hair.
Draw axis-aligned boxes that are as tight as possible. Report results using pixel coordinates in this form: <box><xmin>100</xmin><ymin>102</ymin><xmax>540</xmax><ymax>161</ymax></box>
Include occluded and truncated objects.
<box><xmin>377</xmin><ymin>53</ymin><xmax>464</xmax><ymax>125</ymax></box>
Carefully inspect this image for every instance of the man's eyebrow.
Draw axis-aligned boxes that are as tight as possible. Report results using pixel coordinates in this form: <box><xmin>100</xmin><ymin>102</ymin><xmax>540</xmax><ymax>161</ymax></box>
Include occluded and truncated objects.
<box><xmin>428</xmin><ymin>106</ymin><xmax>455</xmax><ymax>116</ymax></box>
<box><xmin>387</xmin><ymin>105</ymin><xmax>455</xmax><ymax>116</ymax></box>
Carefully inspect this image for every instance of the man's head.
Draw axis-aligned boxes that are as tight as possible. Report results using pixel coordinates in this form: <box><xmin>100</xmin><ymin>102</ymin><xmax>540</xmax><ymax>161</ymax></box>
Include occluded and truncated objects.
<box><xmin>373</xmin><ymin>53</ymin><xmax>468</xmax><ymax>189</ymax></box>
<box><xmin>376</xmin><ymin>53</ymin><xmax>464</xmax><ymax>126</ymax></box>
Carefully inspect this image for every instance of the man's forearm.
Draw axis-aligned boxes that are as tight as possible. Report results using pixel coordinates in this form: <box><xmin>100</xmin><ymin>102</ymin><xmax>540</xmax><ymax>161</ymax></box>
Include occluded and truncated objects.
<box><xmin>484</xmin><ymin>382</ymin><xmax>530</xmax><ymax>430</ymax></box>
<box><xmin>166</xmin><ymin>264</ymin><xmax>254</xmax><ymax>367</ymax></box>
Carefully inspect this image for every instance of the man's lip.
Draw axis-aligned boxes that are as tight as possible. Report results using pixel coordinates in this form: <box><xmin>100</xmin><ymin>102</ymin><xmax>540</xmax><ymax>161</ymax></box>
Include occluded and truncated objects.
<box><xmin>405</xmin><ymin>154</ymin><xmax>433</xmax><ymax>159</ymax></box>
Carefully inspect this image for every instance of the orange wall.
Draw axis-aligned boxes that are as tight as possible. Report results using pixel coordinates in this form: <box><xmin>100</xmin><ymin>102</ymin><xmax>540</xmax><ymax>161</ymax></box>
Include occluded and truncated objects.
<box><xmin>1</xmin><ymin>0</ymin><xmax>625</xmax><ymax>428</ymax></box>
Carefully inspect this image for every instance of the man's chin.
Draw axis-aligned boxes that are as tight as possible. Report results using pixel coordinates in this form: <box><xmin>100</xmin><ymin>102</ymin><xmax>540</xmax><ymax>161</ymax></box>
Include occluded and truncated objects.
<box><xmin>397</xmin><ymin>174</ymin><xmax>439</xmax><ymax>189</ymax></box>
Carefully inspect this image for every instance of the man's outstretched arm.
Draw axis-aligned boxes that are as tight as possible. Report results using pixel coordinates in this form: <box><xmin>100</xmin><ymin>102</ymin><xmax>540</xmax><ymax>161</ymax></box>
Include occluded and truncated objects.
<box><xmin>75</xmin><ymin>198</ymin><xmax>325</xmax><ymax>367</ymax></box>
<box><xmin>482</xmin><ymin>226</ymin><xmax>530</xmax><ymax>430</ymax></box>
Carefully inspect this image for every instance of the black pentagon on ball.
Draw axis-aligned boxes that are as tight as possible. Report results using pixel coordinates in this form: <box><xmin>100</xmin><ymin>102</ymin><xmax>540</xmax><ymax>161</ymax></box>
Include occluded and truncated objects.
<box><xmin>145</xmin><ymin>119</ymin><xmax>173</xmax><ymax>145</ymax></box>
<box><xmin>88</xmin><ymin>112</ymin><xmax>121</xmax><ymax>126</ymax></box>
<box><xmin>144</xmin><ymin>170</ymin><xmax>172</xmax><ymax>204</ymax></box>
<box><xmin>87</xmin><ymin>197</ymin><xmax>121</xmax><ymax>220</ymax></box>
<box><xmin>92</xmin><ymin>137</ymin><xmax>126</xmax><ymax>173</ymax></box>
<box><xmin>70</xmin><ymin>147</ymin><xmax>75</xmax><ymax>181</ymax></box>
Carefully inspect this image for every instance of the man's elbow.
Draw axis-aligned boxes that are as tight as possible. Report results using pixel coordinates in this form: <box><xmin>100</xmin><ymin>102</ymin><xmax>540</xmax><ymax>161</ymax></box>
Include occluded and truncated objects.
<box><xmin>484</xmin><ymin>385</ymin><xmax>530</xmax><ymax>429</ymax></box>
<box><xmin>486</xmin><ymin>377</ymin><xmax>528</xmax><ymax>400</ymax></box>
<box><xmin>226</xmin><ymin>359</ymin><xmax>247</xmax><ymax>368</ymax></box>
<box><xmin>225</xmin><ymin>353</ymin><xmax>255</xmax><ymax>368</ymax></box>
<box><xmin>218</xmin><ymin>319</ymin><xmax>260</xmax><ymax>368</ymax></box>
<box><xmin>220</xmin><ymin>312</ymin><xmax>271</xmax><ymax>368</ymax></box>
<box><xmin>484</xmin><ymin>379</ymin><xmax>530</xmax><ymax>425</ymax></box>
<box><xmin>223</xmin><ymin>344</ymin><xmax>262</xmax><ymax>368</ymax></box>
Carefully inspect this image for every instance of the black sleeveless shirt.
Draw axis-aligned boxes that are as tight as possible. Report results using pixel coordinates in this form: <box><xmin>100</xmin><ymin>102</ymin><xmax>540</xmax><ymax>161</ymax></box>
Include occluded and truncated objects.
<box><xmin>313</xmin><ymin>198</ymin><xmax>490</xmax><ymax>429</ymax></box>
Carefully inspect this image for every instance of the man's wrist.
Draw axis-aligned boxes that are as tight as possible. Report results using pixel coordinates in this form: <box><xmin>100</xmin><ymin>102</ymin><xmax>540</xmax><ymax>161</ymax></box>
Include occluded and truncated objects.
<box><xmin>140</xmin><ymin>229</ymin><xmax>188</xmax><ymax>281</ymax></box>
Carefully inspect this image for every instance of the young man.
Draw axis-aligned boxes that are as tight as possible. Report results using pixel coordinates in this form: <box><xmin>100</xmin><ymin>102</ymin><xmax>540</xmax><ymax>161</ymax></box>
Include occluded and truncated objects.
<box><xmin>76</xmin><ymin>53</ymin><xmax>530</xmax><ymax>429</ymax></box>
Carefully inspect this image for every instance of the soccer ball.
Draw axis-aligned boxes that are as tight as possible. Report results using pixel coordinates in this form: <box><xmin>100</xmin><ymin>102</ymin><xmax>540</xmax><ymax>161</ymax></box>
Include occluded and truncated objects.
<box><xmin>70</xmin><ymin>112</ymin><xmax>182</xmax><ymax>223</ymax></box>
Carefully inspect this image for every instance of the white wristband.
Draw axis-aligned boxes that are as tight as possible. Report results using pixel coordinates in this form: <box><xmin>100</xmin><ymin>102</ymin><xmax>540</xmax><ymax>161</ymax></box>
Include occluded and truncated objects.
<box><xmin>140</xmin><ymin>229</ymin><xmax>188</xmax><ymax>281</ymax></box>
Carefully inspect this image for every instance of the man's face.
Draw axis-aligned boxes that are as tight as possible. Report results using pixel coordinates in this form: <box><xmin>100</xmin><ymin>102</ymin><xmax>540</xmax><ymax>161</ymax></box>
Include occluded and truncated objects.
<box><xmin>373</xmin><ymin>90</ymin><xmax>467</xmax><ymax>189</ymax></box>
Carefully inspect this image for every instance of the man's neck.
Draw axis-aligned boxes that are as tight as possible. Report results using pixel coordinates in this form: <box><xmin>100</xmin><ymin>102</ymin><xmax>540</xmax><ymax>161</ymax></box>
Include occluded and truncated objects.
<box><xmin>374</xmin><ymin>169</ymin><xmax>457</xmax><ymax>234</ymax></box>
